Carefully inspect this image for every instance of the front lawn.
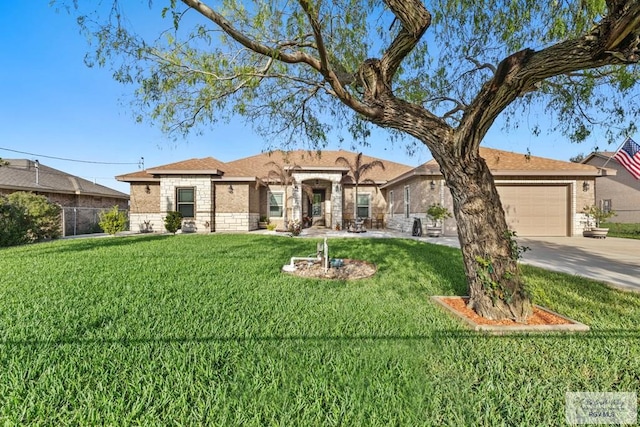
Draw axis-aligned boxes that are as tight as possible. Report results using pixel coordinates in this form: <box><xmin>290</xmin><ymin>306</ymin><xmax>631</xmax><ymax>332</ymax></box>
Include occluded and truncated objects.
<box><xmin>1</xmin><ymin>234</ymin><xmax>639</xmax><ymax>425</ymax></box>
<box><xmin>601</xmin><ymin>222</ymin><xmax>640</xmax><ymax>239</ymax></box>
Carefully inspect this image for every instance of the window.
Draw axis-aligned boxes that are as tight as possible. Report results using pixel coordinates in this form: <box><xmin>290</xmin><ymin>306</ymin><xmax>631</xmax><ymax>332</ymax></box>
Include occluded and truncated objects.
<box><xmin>404</xmin><ymin>186</ymin><xmax>410</xmax><ymax>218</ymax></box>
<box><xmin>357</xmin><ymin>193</ymin><xmax>371</xmax><ymax>218</ymax></box>
<box><xmin>176</xmin><ymin>187</ymin><xmax>195</xmax><ymax>218</ymax></box>
<box><xmin>269</xmin><ymin>192</ymin><xmax>284</xmax><ymax>217</ymax></box>
<box><xmin>388</xmin><ymin>190</ymin><xmax>394</xmax><ymax>215</ymax></box>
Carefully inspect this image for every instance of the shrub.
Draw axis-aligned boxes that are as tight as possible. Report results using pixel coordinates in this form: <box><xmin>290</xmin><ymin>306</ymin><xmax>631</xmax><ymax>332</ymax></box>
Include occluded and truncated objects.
<box><xmin>0</xmin><ymin>196</ymin><xmax>30</xmax><ymax>247</ymax></box>
<box><xmin>583</xmin><ymin>205</ymin><xmax>616</xmax><ymax>228</ymax></box>
<box><xmin>164</xmin><ymin>211</ymin><xmax>183</xmax><ymax>234</ymax></box>
<box><xmin>98</xmin><ymin>206</ymin><xmax>128</xmax><ymax>235</ymax></box>
<box><xmin>288</xmin><ymin>218</ymin><xmax>302</xmax><ymax>236</ymax></box>
<box><xmin>6</xmin><ymin>192</ymin><xmax>61</xmax><ymax>242</ymax></box>
<box><xmin>426</xmin><ymin>203</ymin><xmax>452</xmax><ymax>226</ymax></box>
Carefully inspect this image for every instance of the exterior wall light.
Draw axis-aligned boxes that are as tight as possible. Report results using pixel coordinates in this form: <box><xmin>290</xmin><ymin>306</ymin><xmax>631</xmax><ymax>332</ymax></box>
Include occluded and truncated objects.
<box><xmin>582</xmin><ymin>181</ymin><xmax>590</xmax><ymax>192</ymax></box>
<box><xmin>430</xmin><ymin>180</ymin><xmax>436</xmax><ymax>190</ymax></box>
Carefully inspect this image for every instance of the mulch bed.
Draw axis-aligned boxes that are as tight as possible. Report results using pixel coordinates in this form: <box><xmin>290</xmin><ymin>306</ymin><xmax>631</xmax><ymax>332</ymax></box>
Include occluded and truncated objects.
<box><xmin>440</xmin><ymin>297</ymin><xmax>572</xmax><ymax>326</ymax></box>
<box><xmin>283</xmin><ymin>259</ymin><xmax>377</xmax><ymax>280</ymax></box>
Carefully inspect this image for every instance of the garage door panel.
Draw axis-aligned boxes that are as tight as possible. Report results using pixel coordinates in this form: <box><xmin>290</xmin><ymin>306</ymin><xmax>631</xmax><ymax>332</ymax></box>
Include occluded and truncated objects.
<box><xmin>497</xmin><ymin>185</ymin><xmax>569</xmax><ymax>236</ymax></box>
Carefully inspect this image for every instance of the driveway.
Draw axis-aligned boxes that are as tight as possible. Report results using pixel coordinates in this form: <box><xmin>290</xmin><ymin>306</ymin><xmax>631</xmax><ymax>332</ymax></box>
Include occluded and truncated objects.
<box><xmin>517</xmin><ymin>236</ymin><xmax>639</xmax><ymax>293</ymax></box>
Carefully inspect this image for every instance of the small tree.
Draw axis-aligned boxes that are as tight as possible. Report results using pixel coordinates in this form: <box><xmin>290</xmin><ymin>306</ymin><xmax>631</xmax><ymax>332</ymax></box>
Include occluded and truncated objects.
<box><xmin>583</xmin><ymin>205</ymin><xmax>617</xmax><ymax>229</ymax></box>
<box><xmin>426</xmin><ymin>203</ymin><xmax>452</xmax><ymax>227</ymax></box>
<box><xmin>98</xmin><ymin>206</ymin><xmax>128</xmax><ymax>235</ymax></box>
<box><xmin>0</xmin><ymin>196</ymin><xmax>29</xmax><ymax>247</ymax></box>
<box><xmin>7</xmin><ymin>192</ymin><xmax>61</xmax><ymax>242</ymax></box>
<box><xmin>164</xmin><ymin>211</ymin><xmax>183</xmax><ymax>234</ymax></box>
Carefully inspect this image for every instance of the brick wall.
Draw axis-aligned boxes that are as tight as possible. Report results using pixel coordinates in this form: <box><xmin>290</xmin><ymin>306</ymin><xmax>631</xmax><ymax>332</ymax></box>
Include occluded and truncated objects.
<box><xmin>130</xmin><ymin>183</ymin><xmax>160</xmax><ymax>214</ymax></box>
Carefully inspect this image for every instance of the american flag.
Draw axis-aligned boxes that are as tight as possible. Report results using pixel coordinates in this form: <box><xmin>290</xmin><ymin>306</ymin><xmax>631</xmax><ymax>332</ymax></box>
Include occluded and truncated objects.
<box><xmin>613</xmin><ymin>137</ymin><xmax>640</xmax><ymax>179</ymax></box>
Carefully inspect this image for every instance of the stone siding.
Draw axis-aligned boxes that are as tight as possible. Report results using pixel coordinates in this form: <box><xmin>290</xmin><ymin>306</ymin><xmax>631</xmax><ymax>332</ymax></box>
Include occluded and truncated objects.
<box><xmin>160</xmin><ymin>176</ymin><xmax>213</xmax><ymax>233</ymax></box>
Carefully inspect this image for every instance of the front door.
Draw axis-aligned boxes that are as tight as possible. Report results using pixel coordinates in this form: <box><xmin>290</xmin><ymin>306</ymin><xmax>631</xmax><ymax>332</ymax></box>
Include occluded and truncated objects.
<box><xmin>311</xmin><ymin>189</ymin><xmax>325</xmax><ymax>226</ymax></box>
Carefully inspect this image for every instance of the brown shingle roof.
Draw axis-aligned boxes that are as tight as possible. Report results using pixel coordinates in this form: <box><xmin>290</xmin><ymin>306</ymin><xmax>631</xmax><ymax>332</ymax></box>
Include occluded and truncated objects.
<box><xmin>117</xmin><ymin>156</ymin><xmax>247</xmax><ymax>182</ymax></box>
<box><xmin>226</xmin><ymin>149</ymin><xmax>413</xmax><ymax>182</ymax></box>
<box><xmin>383</xmin><ymin>147</ymin><xmax>605</xmax><ymax>188</ymax></box>
<box><xmin>421</xmin><ymin>147</ymin><xmax>599</xmax><ymax>173</ymax></box>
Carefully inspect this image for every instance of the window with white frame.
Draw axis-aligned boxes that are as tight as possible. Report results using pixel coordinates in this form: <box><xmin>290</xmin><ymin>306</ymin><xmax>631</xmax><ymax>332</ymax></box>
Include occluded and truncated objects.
<box><xmin>269</xmin><ymin>192</ymin><xmax>284</xmax><ymax>217</ymax></box>
<box><xmin>176</xmin><ymin>187</ymin><xmax>195</xmax><ymax>218</ymax></box>
<box><xmin>404</xmin><ymin>186</ymin><xmax>410</xmax><ymax>218</ymax></box>
<box><xmin>388</xmin><ymin>190</ymin><xmax>394</xmax><ymax>215</ymax></box>
<box><xmin>356</xmin><ymin>193</ymin><xmax>371</xmax><ymax>218</ymax></box>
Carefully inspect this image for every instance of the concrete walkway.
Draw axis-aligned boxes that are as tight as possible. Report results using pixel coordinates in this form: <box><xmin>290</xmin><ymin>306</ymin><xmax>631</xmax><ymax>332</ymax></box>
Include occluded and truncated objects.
<box><xmin>292</xmin><ymin>227</ymin><xmax>639</xmax><ymax>293</ymax></box>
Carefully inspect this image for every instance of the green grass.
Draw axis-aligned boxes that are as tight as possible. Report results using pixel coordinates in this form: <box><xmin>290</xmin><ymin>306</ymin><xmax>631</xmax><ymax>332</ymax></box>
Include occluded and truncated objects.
<box><xmin>1</xmin><ymin>234</ymin><xmax>639</xmax><ymax>425</ymax></box>
<box><xmin>601</xmin><ymin>222</ymin><xmax>640</xmax><ymax>239</ymax></box>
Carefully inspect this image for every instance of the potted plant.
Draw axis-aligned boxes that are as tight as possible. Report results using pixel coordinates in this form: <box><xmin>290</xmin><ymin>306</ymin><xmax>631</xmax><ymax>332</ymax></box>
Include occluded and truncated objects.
<box><xmin>582</xmin><ymin>205</ymin><xmax>616</xmax><ymax>238</ymax></box>
<box><xmin>258</xmin><ymin>216</ymin><xmax>269</xmax><ymax>229</ymax></box>
<box><xmin>426</xmin><ymin>203</ymin><xmax>452</xmax><ymax>237</ymax></box>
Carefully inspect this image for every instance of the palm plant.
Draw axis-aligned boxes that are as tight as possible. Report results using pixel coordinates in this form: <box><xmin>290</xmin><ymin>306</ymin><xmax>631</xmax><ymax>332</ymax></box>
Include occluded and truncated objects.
<box><xmin>335</xmin><ymin>153</ymin><xmax>385</xmax><ymax>219</ymax></box>
<box><xmin>260</xmin><ymin>161</ymin><xmax>313</xmax><ymax>229</ymax></box>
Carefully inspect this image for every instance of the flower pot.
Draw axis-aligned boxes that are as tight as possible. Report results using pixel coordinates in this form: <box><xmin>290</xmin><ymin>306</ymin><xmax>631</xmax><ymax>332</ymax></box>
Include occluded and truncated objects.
<box><xmin>583</xmin><ymin>228</ymin><xmax>608</xmax><ymax>239</ymax></box>
<box><xmin>426</xmin><ymin>226</ymin><xmax>442</xmax><ymax>237</ymax></box>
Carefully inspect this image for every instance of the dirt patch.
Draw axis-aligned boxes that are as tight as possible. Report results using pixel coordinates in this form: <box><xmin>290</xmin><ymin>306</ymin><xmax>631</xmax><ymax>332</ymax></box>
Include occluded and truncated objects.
<box><xmin>283</xmin><ymin>259</ymin><xmax>376</xmax><ymax>280</ymax></box>
<box><xmin>440</xmin><ymin>297</ymin><xmax>571</xmax><ymax>325</ymax></box>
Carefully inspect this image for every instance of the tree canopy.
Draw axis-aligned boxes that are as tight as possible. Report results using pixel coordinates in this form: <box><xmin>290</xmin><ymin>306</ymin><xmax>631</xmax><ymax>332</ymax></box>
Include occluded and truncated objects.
<box><xmin>72</xmin><ymin>0</ymin><xmax>639</xmax><ymax>151</ymax></box>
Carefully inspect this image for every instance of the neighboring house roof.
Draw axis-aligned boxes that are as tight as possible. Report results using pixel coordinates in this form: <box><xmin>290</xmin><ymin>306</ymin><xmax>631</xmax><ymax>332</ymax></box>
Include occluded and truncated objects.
<box><xmin>383</xmin><ymin>147</ymin><xmax>611</xmax><ymax>188</ymax></box>
<box><xmin>117</xmin><ymin>150</ymin><xmax>414</xmax><ymax>184</ymax></box>
<box><xmin>0</xmin><ymin>159</ymin><xmax>129</xmax><ymax>199</ymax></box>
<box><xmin>582</xmin><ymin>151</ymin><xmax>616</xmax><ymax>164</ymax></box>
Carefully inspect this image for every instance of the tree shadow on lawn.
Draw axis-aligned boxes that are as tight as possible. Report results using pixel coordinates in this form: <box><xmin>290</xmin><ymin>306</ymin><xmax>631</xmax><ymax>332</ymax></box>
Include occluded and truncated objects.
<box><xmin>2</xmin><ymin>329</ymin><xmax>640</xmax><ymax>348</ymax></box>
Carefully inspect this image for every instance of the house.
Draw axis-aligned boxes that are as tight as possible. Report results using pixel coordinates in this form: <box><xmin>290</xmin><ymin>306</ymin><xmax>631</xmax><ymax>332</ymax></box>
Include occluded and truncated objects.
<box><xmin>116</xmin><ymin>150</ymin><xmax>412</xmax><ymax>233</ymax></box>
<box><xmin>582</xmin><ymin>151</ymin><xmax>640</xmax><ymax>223</ymax></box>
<box><xmin>116</xmin><ymin>148</ymin><xmax>610</xmax><ymax>237</ymax></box>
<box><xmin>383</xmin><ymin>147</ymin><xmax>613</xmax><ymax>237</ymax></box>
<box><xmin>0</xmin><ymin>159</ymin><xmax>129</xmax><ymax>235</ymax></box>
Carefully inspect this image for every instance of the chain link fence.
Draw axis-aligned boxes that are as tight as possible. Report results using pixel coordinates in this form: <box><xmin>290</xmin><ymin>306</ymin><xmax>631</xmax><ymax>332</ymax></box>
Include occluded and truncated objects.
<box><xmin>61</xmin><ymin>207</ymin><xmax>129</xmax><ymax>237</ymax></box>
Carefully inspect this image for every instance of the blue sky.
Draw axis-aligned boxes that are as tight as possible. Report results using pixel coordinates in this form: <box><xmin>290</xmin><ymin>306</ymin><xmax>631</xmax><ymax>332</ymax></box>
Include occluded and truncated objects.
<box><xmin>0</xmin><ymin>2</ymin><xmax>601</xmax><ymax>194</ymax></box>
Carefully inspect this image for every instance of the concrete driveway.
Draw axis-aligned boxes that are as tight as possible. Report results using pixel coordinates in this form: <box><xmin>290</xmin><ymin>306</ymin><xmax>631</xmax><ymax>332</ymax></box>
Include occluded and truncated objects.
<box><xmin>516</xmin><ymin>236</ymin><xmax>639</xmax><ymax>293</ymax></box>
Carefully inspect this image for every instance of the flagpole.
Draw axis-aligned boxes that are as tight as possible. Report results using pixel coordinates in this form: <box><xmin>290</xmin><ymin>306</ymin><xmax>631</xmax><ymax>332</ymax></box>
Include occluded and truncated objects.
<box><xmin>599</xmin><ymin>136</ymin><xmax>629</xmax><ymax>170</ymax></box>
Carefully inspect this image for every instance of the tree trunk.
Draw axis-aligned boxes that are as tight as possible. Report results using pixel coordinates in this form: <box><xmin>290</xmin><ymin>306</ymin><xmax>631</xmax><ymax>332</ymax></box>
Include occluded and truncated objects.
<box><xmin>439</xmin><ymin>151</ymin><xmax>533</xmax><ymax>322</ymax></box>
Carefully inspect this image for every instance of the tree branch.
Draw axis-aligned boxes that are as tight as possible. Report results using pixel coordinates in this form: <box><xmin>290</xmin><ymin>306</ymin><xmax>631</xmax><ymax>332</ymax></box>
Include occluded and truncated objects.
<box><xmin>380</xmin><ymin>0</ymin><xmax>431</xmax><ymax>83</ymax></box>
<box><xmin>181</xmin><ymin>0</ymin><xmax>318</xmax><ymax>67</ymax></box>
<box><xmin>457</xmin><ymin>2</ymin><xmax>640</xmax><ymax>154</ymax></box>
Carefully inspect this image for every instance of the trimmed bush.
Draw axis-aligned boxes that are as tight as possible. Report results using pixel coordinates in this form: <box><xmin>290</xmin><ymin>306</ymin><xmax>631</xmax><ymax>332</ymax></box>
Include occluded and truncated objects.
<box><xmin>164</xmin><ymin>211</ymin><xmax>183</xmax><ymax>234</ymax></box>
<box><xmin>6</xmin><ymin>192</ymin><xmax>61</xmax><ymax>242</ymax></box>
<box><xmin>98</xmin><ymin>206</ymin><xmax>128</xmax><ymax>235</ymax></box>
<box><xmin>0</xmin><ymin>196</ymin><xmax>30</xmax><ymax>247</ymax></box>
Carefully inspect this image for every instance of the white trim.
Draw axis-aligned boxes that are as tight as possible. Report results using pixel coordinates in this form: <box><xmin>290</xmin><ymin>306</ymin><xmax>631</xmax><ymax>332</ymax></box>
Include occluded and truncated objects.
<box><xmin>268</xmin><ymin>191</ymin><xmax>285</xmax><ymax>218</ymax></box>
<box><xmin>404</xmin><ymin>185</ymin><xmax>410</xmax><ymax>219</ymax></box>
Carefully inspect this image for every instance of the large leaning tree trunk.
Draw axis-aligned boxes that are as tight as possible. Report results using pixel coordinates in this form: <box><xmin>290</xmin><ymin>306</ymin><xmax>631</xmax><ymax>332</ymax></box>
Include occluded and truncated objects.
<box><xmin>333</xmin><ymin>0</ymin><xmax>640</xmax><ymax>321</ymax></box>
<box><xmin>75</xmin><ymin>0</ymin><xmax>640</xmax><ymax>321</ymax></box>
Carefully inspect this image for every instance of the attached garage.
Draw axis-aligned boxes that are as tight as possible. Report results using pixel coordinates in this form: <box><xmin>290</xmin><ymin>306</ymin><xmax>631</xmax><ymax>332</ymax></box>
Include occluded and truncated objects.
<box><xmin>497</xmin><ymin>184</ymin><xmax>570</xmax><ymax>236</ymax></box>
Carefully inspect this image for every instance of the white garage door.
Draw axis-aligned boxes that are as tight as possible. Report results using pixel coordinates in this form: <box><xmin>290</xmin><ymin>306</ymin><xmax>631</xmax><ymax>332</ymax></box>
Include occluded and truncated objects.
<box><xmin>497</xmin><ymin>185</ymin><xmax>569</xmax><ymax>236</ymax></box>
